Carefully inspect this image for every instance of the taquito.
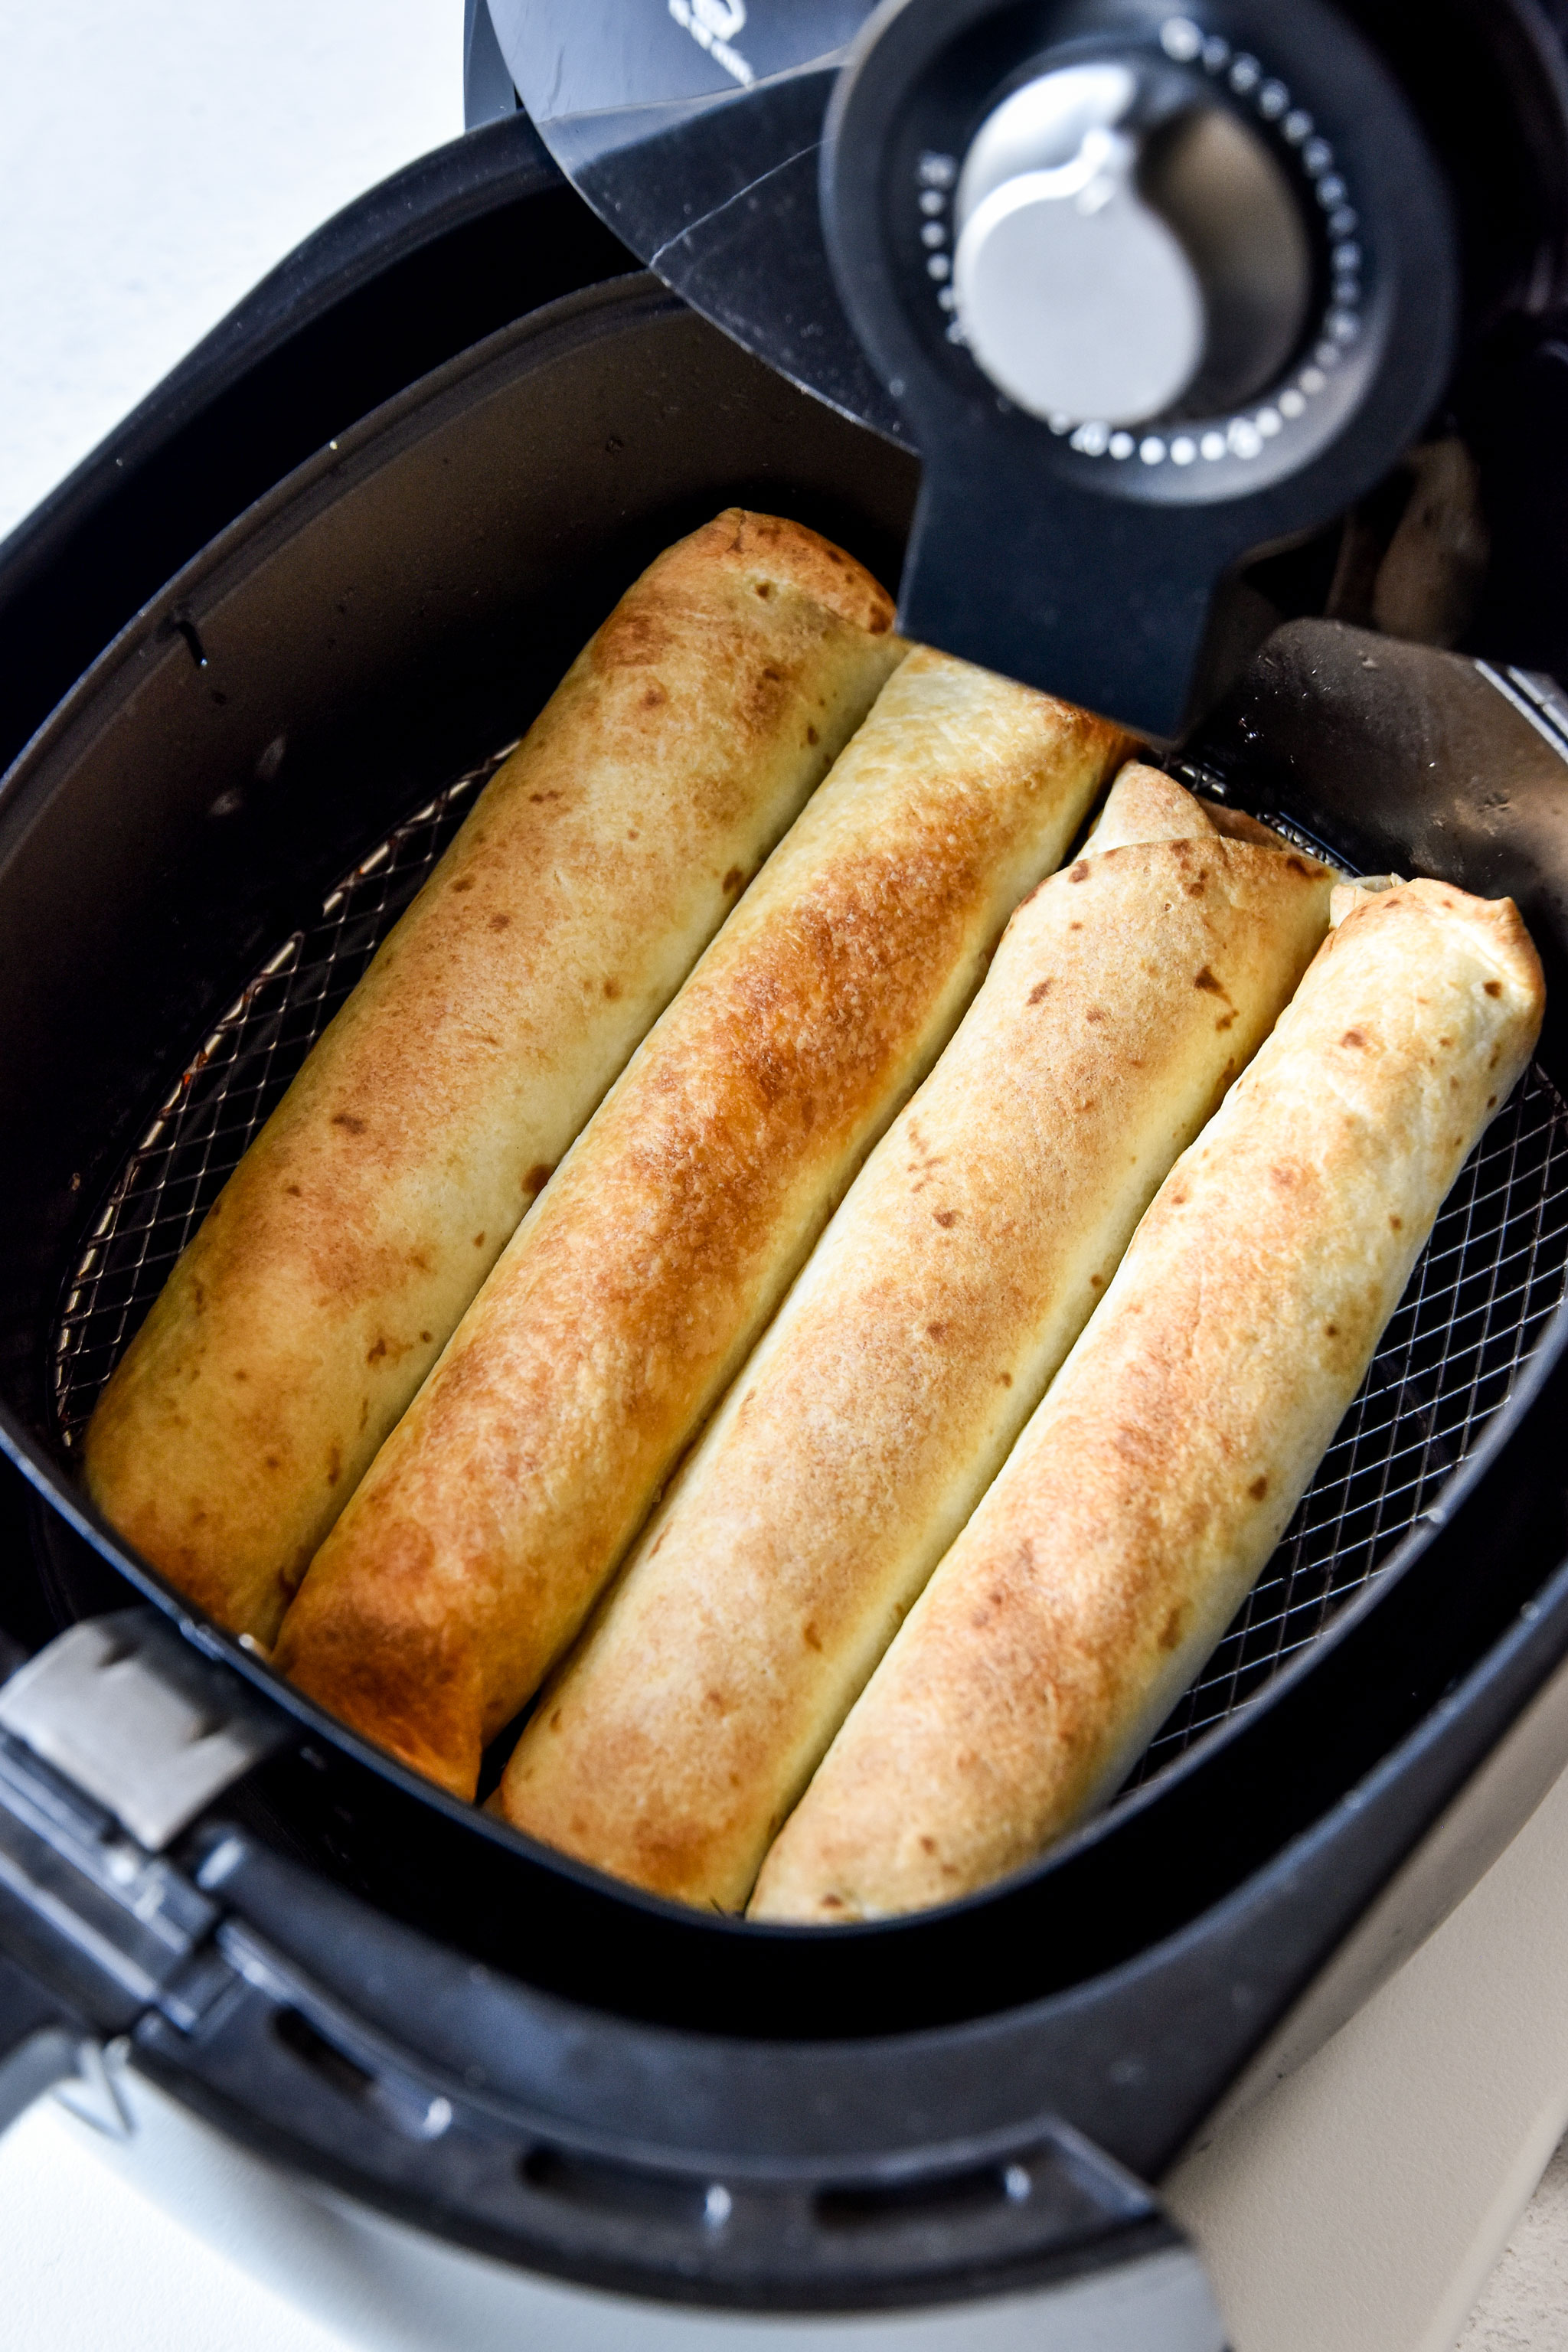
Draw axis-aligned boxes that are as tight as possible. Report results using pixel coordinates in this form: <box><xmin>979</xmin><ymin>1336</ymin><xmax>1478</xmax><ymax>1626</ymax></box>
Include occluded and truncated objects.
<box><xmin>752</xmin><ymin>877</ymin><xmax>1544</xmax><ymax>1922</ymax></box>
<box><xmin>498</xmin><ymin>770</ymin><xmax>1333</xmax><ymax>1906</ymax></box>
<box><xmin>83</xmin><ymin>511</ymin><xmax>902</xmax><ymax>1644</ymax></box>
<box><xmin>274</xmin><ymin>650</ymin><xmax>1129</xmax><ymax>1797</ymax></box>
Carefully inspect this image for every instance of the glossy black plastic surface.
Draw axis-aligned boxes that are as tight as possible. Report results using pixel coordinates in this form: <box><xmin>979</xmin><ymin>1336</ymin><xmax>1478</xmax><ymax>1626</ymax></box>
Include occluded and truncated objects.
<box><xmin>495</xmin><ymin>0</ymin><xmax>1568</xmax><ymax>440</ymax></box>
<box><xmin>490</xmin><ymin>0</ymin><xmax>901</xmax><ymax>439</ymax></box>
<box><xmin>0</xmin><ymin>114</ymin><xmax>634</xmax><ymax>786</ymax></box>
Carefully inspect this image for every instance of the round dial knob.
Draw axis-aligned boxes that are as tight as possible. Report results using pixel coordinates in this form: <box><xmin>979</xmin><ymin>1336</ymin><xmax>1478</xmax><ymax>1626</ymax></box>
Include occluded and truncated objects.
<box><xmin>952</xmin><ymin>61</ymin><xmax>1312</xmax><ymax>428</ymax></box>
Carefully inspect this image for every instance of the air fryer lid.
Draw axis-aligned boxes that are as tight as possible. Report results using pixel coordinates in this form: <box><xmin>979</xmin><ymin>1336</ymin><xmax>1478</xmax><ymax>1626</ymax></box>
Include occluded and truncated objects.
<box><xmin>5</xmin><ymin>266</ymin><xmax>1568</xmax><ymax>2312</ymax></box>
<box><xmin>491</xmin><ymin>0</ymin><xmax>1568</xmax><ymax>731</ymax></box>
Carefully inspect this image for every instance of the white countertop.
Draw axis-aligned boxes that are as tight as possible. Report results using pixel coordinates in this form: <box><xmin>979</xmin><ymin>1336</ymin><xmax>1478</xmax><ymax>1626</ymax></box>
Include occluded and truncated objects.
<box><xmin>0</xmin><ymin>0</ymin><xmax>461</xmax><ymax>542</ymax></box>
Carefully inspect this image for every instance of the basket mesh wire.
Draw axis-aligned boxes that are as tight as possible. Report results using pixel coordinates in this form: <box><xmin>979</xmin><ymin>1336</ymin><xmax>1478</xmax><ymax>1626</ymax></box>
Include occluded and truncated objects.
<box><xmin>47</xmin><ymin>757</ymin><xmax>1568</xmax><ymax>1775</ymax></box>
<box><xmin>51</xmin><ymin>746</ymin><xmax>511</xmax><ymax>1449</ymax></box>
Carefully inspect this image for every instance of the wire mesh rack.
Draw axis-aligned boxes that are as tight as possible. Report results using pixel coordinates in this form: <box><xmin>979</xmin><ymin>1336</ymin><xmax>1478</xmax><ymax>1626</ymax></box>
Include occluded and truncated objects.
<box><xmin>47</xmin><ymin>760</ymin><xmax>1568</xmax><ymax>1775</ymax></box>
<box><xmin>1126</xmin><ymin>1055</ymin><xmax>1568</xmax><ymax>1781</ymax></box>
<box><xmin>51</xmin><ymin>743</ymin><xmax>514</xmax><ymax>1449</ymax></box>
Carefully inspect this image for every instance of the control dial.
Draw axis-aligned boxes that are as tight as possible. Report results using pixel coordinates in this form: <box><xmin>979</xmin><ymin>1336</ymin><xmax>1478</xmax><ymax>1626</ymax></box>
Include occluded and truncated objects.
<box><xmin>951</xmin><ymin>58</ymin><xmax>1312</xmax><ymax>428</ymax></box>
<box><xmin>820</xmin><ymin>0</ymin><xmax>1460</xmax><ymax>733</ymax></box>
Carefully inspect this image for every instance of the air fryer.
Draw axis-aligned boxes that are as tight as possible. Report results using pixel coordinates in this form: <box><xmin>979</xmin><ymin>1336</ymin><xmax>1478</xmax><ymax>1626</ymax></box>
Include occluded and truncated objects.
<box><xmin>2</xmin><ymin>5</ymin><xmax>1568</xmax><ymax>2342</ymax></box>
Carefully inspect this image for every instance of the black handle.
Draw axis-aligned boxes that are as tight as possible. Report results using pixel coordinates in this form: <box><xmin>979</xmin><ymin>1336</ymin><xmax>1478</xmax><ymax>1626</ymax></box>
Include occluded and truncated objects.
<box><xmin>897</xmin><ymin>452</ymin><xmax>1226</xmax><ymax>737</ymax></box>
<box><xmin>136</xmin><ymin>1911</ymin><xmax>1229</xmax><ymax>2335</ymax></box>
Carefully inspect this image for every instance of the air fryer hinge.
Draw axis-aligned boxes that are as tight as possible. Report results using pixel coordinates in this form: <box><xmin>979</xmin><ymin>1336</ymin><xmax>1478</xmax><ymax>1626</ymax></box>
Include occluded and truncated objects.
<box><xmin>0</xmin><ymin>1608</ymin><xmax>286</xmax><ymax>2132</ymax></box>
<box><xmin>0</xmin><ymin>1726</ymin><xmax>218</xmax><ymax>2129</ymax></box>
<box><xmin>0</xmin><ymin>1609</ymin><xmax>287</xmax><ymax>1851</ymax></box>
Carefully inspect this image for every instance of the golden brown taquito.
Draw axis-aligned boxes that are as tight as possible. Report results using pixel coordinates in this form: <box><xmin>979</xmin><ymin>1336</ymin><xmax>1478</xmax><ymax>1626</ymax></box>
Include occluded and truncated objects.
<box><xmin>498</xmin><ymin>771</ymin><xmax>1332</xmax><ymax>1906</ymax></box>
<box><xmin>274</xmin><ymin>651</ymin><xmax>1129</xmax><ymax>1795</ymax></box>
<box><xmin>83</xmin><ymin>511</ymin><xmax>903</xmax><ymax>1644</ymax></box>
<box><xmin>752</xmin><ymin>877</ymin><xmax>1544</xmax><ymax>1923</ymax></box>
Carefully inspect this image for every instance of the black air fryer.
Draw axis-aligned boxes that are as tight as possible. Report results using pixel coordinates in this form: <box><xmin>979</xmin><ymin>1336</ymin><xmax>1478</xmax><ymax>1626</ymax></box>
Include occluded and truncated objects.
<box><xmin>5</xmin><ymin>4</ymin><xmax>1568</xmax><ymax>2342</ymax></box>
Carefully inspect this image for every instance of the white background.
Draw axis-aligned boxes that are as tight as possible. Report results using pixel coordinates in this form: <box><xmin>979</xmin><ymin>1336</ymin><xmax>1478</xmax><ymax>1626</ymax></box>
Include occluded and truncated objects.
<box><xmin>0</xmin><ymin>0</ymin><xmax>462</xmax><ymax>544</ymax></box>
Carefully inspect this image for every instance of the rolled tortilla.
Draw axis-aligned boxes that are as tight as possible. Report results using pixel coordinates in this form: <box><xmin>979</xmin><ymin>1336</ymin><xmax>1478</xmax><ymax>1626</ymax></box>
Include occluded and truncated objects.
<box><xmin>83</xmin><ymin>511</ymin><xmax>903</xmax><ymax>1644</ymax></box>
<box><xmin>273</xmin><ymin>650</ymin><xmax>1130</xmax><ymax>1796</ymax></box>
<box><xmin>751</xmin><ymin>877</ymin><xmax>1544</xmax><ymax>1923</ymax></box>
<box><xmin>498</xmin><ymin>770</ymin><xmax>1333</xmax><ymax>1906</ymax></box>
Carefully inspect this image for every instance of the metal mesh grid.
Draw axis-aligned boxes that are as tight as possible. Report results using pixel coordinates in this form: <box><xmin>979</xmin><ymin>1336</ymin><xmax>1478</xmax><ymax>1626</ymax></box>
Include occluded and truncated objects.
<box><xmin>45</xmin><ymin>769</ymin><xmax>1568</xmax><ymax>1772</ymax></box>
<box><xmin>1127</xmin><ymin>1058</ymin><xmax>1568</xmax><ymax>1780</ymax></box>
<box><xmin>51</xmin><ymin>743</ymin><xmax>514</xmax><ymax>1449</ymax></box>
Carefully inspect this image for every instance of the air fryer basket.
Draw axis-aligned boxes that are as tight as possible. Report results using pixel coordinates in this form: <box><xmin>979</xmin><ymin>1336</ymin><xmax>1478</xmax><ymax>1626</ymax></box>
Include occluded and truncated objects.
<box><xmin>5</xmin><ymin>263</ymin><xmax>1568</xmax><ymax>2306</ymax></box>
<box><xmin>43</xmin><ymin>702</ymin><xmax>1568</xmax><ymax>1802</ymax></box>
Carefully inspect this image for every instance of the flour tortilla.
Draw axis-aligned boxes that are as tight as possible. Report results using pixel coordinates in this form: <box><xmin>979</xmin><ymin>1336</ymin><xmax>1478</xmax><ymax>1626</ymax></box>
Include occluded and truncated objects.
<box><xmin>499</xmin><ymin>770</ymin><xmax>1333</xmax><ymax>1906</ymax></box>
<box><xmin>274</xmin><ymin>652</ymin><xmax>1129</xmax><ymax>1797</ymax></box>
<box><xmin>84</xmin><ymin>511</ymin><xmax>903</xmax><ymax>1642</ymax></box>
<box><xmin>752</xmin><ymin>877</ymin><xmax>1544</xmax><ymax>1922</ymax></box>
